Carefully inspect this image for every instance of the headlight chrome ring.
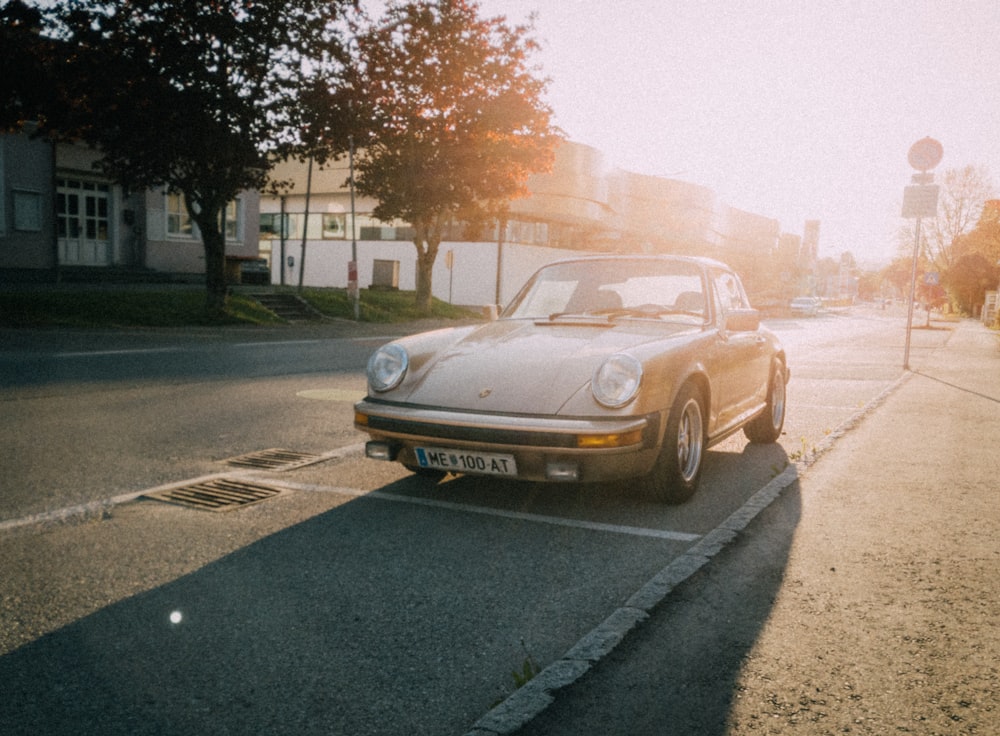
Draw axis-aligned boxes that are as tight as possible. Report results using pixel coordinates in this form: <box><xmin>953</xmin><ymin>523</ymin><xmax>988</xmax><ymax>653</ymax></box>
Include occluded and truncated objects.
<box><xmin>367</xmin><ymin>343</ymin><xmax>409</xmax><ymax>392</ymax></box>
<box><xmin>592</xmin><ymin>353</ymin><xmax>643</xmax><ymax>408</ymax></box>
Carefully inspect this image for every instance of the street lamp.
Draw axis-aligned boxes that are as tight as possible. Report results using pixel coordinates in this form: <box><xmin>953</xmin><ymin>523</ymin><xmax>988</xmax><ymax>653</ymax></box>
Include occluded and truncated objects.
<box><xmin>901</xmin><ymin>137</ymin><xmax>943</xmax><ymax>370</ymax></box>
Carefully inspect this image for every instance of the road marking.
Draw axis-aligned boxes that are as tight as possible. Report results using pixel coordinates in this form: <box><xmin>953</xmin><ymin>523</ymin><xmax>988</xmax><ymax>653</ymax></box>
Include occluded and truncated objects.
<box><xmin>365</xmin><ymin>492</ymin><xmax>703</xmax><ymax>542</ymax></box>
<box><xmin>55</xmin><ymin>347</ymin><xmax>184</xmax><ymax>358</ymax></box>
<box><xmin>53</xmin><ymin>340</ymin><xmax>328</xmax><ymax>359</ymax></box>
<box><xmin>296</xmin><ymin>388</ymin><xmax>367</xmax><ymax>402</ymax></box>
<box><xmin>255</xmin><ymin>476</ymin><xmax>701</xmax><ymax>542</ymax></box>
<box><xmin>2</xmin><ymin>437</ymin><xmax>699</xmax><ymax>543</ymax></box>
<box><xmin>231</xmin><ymin>340</ymin><xmax>323</xmax><ymax>348</ymax></box>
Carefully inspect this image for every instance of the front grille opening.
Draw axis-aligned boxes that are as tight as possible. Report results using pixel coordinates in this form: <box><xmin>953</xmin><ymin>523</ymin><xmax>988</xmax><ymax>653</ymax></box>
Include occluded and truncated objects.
<box><xmin>143</xmin><ymin>478</ymin><xmax>287</xmax><ymax>512</ymax></box>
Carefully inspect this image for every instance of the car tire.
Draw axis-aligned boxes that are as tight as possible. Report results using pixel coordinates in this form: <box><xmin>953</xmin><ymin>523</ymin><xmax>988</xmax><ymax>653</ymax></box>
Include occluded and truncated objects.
<box><xmin>643</xmin><ymin>382</ymin><xmax>705</xmax><ymax>504</ymax></box>
<box><xmin>744</xmin><ymin>360</ymin><xmax>786</xmax><ymax>444</ymax></box>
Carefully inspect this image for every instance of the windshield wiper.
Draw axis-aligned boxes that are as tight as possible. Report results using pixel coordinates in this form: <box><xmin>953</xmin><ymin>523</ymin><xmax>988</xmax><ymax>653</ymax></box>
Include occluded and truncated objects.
<box><xmin>596</xmin><ymin>307</ymin><xmax>704</xmax><ymax>321</ymax></box>
<box><xmin>543</xmin><ymin>311</ymin><xmax>613</xmax><ymax>324</ymax></box>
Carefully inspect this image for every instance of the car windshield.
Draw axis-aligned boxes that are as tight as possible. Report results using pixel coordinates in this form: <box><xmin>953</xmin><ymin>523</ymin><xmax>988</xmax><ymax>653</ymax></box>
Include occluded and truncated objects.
<box><xmin>502</xmin><ymin>258</ymin><xmax>707</xmax><ymax>323</ymax></box>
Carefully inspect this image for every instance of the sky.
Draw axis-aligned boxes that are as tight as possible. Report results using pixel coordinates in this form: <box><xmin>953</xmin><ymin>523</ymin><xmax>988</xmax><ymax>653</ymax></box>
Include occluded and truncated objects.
<box><xmin>475</xmin><ymin>0</ymin><xmax>1000</xmax><ymax>266</ymax></box>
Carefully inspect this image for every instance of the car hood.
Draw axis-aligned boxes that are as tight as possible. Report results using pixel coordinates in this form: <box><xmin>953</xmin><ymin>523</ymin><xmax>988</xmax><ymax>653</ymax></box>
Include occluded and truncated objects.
<box><xmin>390</xmin><ymin>318</ymin><xmax>700</xmax><ymax>414</ymax></box>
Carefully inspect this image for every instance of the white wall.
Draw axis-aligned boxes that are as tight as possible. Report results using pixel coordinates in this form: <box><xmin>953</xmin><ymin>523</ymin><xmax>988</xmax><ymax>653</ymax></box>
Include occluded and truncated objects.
<box><xmin>273</xmin><ymin>239</ymin><xmax>592</xmax><ymax>309</ymax></box>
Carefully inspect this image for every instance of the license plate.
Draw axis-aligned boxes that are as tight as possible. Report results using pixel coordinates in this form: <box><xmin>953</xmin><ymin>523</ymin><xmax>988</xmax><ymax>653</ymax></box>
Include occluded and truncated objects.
<box><xmin>414</xmin><ymin>447</ymin><xmax>517</xmax><ymax>477</ymax></box>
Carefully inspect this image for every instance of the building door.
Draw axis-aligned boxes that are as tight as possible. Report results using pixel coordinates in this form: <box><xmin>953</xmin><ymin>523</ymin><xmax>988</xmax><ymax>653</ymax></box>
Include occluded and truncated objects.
<box><xmin>57</xmin><ymin>179</ymin><xmax>111</xmax><ymax>266</ymax></box>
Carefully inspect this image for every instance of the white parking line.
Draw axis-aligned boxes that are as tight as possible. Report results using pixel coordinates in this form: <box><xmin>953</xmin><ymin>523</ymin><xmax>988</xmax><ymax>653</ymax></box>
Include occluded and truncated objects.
<box><xmin>366</xmin><ymin>492</ymin><xmax>703</xmax><ymax>542</ymax></box>
<box><xmin>231</xmin><ymin>340</ymin><xmax>323</xmax><ymax>348</ymax></box>
<box><xmin>256</xmin><ymin>476</ymin><xmax>701</xmax><ymax>542</ymax></box>
<box><xmin>2</xmin><ymin>440</ymin><xmax>700</xmax><ymax>544</ymax></box>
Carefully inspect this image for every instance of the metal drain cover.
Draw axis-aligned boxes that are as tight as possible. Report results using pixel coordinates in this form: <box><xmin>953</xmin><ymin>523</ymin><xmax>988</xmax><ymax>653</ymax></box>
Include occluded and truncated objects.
<box><xmin>144</xmin><ymin>478</ymin><xmax>286</xmax><ymax>512</ymax></box>
<box><xmin>224</xmin><ymin>448</ymin><xmax>326</xmax><ymax>471</ymax></box>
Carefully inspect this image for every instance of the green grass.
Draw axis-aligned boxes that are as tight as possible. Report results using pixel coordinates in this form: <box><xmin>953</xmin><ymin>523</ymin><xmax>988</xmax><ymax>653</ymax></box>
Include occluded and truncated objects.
<box><xmin>0</xmin><ymin>286</ymin><xmax>478</xmax><ymax>328</ymax></box>
<box><xmin>301</xmin><ymin>287</ymin><xmax>478</xmax><ymax>323</ymax></box>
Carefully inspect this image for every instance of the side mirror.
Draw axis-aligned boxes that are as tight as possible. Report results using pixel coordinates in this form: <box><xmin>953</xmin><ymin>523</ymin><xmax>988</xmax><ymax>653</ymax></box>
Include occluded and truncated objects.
<box><xmin>724</xmin><ymin>308</ymin><xmax>761</xmax><ymax>333</ymax></box>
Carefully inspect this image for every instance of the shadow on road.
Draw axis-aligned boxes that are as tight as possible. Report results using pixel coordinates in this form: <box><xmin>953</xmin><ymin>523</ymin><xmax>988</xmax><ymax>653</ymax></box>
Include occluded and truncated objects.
<box><xmin>0</xmin><ymin>475</ymin><xmax>716</xmax><ymax>736</ymax></box>
<box><xmin>911</xmin><ymin>368</ymin><xmax>1000</xmax><ymax>404</ymax></box>
<box><xmin>514</xmin><ymin>475</ymin><xmax>802</xmax><ymax>736</ymax></box>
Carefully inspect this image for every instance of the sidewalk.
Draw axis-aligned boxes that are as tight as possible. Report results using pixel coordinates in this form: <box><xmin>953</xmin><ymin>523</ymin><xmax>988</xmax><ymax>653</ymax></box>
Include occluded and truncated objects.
<box><xmin>512</xmin><ymin>319</ymin><xmax>1000</xmax><ymax>735</ymax></box>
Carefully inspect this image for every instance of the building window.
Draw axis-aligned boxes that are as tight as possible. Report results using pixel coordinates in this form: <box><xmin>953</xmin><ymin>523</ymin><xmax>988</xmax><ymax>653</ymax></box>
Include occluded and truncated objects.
<box><xmin>322</xmin><ymin>213</ymin><xmax>346</xmax><ymax>239</ymax></box>
<box><xmin>221</xmin><ymin>199</ymin><xmax>240</xmax><ymax>241</ymax></box>
<box><xmin>166</xmin><ymin>192</ymin><xmax>193</xmax><ymax>238</ymax></box>
<box><xmin>260</xmin><ymin>213</ymin><xmax>289</xmax><ymax>239</ymax></box>
<box><xmin>167</xmin><ymin>193</ymin><xmax>241</xmax><ymax>241</ymax></box>
<box><xmin>13</xmin><ymin>190</ymin><xmax>43</xmax><ymax>232</ymax></box>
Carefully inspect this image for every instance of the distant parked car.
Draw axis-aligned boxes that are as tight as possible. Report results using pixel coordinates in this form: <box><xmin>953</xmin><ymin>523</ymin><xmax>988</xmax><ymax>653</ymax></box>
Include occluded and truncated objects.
<box><xmin>240</xmin><ymin>258</ymin><xmax>271</xmax><ymax>285</ymax></box>
<box><xmin>789</xmin><ymin>296</ymin><xmax>821</xmax><ymax>317</ymax></box>
<box><xmin>354</xmin><ymin>255</ymin><xmax>789</xmax><ymax>504</ymax></box>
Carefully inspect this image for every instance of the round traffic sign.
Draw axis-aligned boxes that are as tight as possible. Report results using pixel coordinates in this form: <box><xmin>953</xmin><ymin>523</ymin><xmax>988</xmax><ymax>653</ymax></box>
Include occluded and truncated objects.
<box><xmin>908</xmin><ymin>137</ymin><xmax>943</xmax><ymax>171</ymax></box>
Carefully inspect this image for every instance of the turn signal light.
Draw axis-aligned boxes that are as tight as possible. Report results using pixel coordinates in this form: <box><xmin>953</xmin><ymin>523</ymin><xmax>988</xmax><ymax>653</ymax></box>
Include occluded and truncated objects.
<box><xmin>575</xmin><ymin>429</ymin><xmax>643</xmax><ymax>449</ymax></box>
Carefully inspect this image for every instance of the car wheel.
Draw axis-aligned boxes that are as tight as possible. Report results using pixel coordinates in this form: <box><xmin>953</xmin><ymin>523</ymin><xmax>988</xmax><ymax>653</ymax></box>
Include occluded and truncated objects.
<box><xmin>644</xmin><ymin>382</ymin><xmax>705</xmax><ymax>504</ymax></box>
<box><xmin>744</xmin><ymin>360</ymin><xmax>786</xmax><ymax>444</ymax></box>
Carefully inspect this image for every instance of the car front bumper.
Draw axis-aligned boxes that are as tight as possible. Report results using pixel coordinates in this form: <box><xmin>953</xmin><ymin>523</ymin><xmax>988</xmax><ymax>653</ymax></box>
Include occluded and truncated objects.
<box><xmin>354</xmin><ymin>398</ymin><xmax>662</xmax><ymax>483</ymax></box>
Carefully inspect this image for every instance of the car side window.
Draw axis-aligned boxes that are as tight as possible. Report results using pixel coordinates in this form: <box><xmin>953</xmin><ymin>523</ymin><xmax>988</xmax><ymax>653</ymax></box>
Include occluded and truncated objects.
<box><xmin>712</xmin><ymin>270</ymin><xmax>749</xmax><ymax>315</ymax></box>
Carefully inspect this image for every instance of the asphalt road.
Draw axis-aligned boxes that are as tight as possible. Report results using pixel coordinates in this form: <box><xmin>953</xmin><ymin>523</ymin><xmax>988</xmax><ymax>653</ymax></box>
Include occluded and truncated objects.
<box><xmin>0</xmin><ymin>307</ymin><xmax>958</xmax><ymax>735</ymax></box>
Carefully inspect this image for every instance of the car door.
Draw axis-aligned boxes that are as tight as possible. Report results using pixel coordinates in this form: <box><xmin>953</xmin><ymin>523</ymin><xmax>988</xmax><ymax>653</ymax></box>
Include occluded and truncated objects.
<box><xmin>708</xmin><ymin>269</ymin><xmax>771</xmax><ymax>432</ymax></box>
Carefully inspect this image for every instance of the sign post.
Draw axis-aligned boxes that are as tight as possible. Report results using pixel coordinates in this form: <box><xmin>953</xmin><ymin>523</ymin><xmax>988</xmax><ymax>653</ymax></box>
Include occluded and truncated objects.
<box><xmin>901</xmin><ymin>137</ymin><xmax>943</xmax><ymax>370</ymax></box>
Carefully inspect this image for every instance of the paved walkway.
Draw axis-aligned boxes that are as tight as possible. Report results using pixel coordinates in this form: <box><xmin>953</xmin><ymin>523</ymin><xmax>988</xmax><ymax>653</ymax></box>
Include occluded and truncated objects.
<box><xmin>506</xmin><ymin>319</ymin><xmax>999</xmax><ymax>735</ymax></box>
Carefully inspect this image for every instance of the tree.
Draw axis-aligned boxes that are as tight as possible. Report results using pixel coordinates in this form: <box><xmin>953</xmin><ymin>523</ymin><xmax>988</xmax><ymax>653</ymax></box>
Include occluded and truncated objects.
<box><xmin>6</xmin><ymin>0</ymin><xmax>353</xmax><ymax>316</ymax></box>
<box><xmin>342</xmin><ymin>0</ymin><xmax>560</xmax><ymax>314</ymax></box>
<box><xmin>1</xmin><ymin>1</ymin><xmax>53</xmax><ymax>131</ymax></box>
<box><xmin>944</xmin><ymin>253</ymin><xmax>999</xmax><ymax>315</ymax></box>
<box><xmin>923</xmin><ymin>165</ymin><xmax>994</xmax><ymax>272</ymax></box>
<box><xmin>855</xmin><ymin>270</ymin><xmax>882</xmax><ymax>302</ymax></box>
<box><xmin>945</xmin><ymin>200</ymin><xmax>1000</xmax><ymax>314</ymax></box>
<box><xmin>955</xmin><ymin>199</ymin><xmax>1000</xmax><ymax>265</ymax></box>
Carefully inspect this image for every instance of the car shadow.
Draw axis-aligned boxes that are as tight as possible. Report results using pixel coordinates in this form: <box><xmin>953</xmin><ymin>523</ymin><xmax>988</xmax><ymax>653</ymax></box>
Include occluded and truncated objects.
<box><xmin>512</xmin><ymin>455</ymin><xmax>802</xmax><ymax>735</ymax></box>
<box><xmin>375</xmin><ymin>441</ymin><xmax>794</xmax><ymax>538</ymax></box>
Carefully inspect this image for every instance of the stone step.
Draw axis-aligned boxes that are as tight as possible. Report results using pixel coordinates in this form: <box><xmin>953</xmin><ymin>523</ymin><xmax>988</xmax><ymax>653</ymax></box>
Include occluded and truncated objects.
<box><xmin>248</xmin><ymin>293</ymin><xmax>324</xmax><ymax>323</ymax></box>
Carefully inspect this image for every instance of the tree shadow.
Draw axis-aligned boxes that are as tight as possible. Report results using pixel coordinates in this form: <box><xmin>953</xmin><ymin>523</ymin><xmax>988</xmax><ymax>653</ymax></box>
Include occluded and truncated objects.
<box><xmin>0</xmin><ymin>479</ymin><xmax>715</xmax><ymax>736</ymax></box>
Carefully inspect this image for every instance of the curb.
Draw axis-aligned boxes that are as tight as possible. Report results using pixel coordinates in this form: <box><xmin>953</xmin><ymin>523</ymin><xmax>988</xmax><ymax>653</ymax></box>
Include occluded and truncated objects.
<box><xmin>463</xmin><ymin>369</ymin><xmax>913</xmax><ymax>735</ymax></box>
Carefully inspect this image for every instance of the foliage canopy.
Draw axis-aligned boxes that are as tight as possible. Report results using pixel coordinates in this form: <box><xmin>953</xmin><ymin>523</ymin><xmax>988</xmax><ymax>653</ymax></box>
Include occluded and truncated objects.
<box><xmin>2</xmin><ymin>0</ymin><xmax>354</xmax><ymax>315</ymax></box>
<box><xmin>338</xmin><ymin>0</ymin><xmax>561</xmax><ymax>313</ymax></box>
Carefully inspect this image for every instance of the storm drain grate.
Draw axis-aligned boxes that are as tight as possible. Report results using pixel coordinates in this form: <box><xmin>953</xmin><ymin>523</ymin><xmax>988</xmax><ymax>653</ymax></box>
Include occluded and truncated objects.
<box><xmin>224</xmin><ymin>448</ymin><xmax>326</xmax><ymax>471</ymax></box>
<box><xmin>144</xmin><ymin>478</ymin><xmax>286</xmax><ymax>512</ymax></box>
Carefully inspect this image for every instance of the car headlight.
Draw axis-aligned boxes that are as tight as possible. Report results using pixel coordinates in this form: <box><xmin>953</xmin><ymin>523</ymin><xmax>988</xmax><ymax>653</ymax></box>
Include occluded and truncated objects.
<box><xmin>367</xmin><ymin>343</ymin><xmax>409</xmax><ymax>392</ymax></box>
<box><xmin>591</xmin><ymin>354</ymin><xmax>643</xmax><ymax>408</ymax></box>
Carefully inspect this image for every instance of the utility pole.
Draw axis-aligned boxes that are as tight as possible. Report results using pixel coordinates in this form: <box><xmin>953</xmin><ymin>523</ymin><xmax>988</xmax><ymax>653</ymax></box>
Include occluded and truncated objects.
<box><xmin>348</xmin><ymin>135</ymin><xmax>360</xmax><ymax>320</ymax></box>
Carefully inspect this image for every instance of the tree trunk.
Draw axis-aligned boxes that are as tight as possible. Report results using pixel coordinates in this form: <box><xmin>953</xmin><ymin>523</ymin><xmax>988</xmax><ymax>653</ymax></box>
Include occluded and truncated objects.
<box><xmin>413</xmin><ymin>223</ymin><xmax>441</xmax><ymax>315</ymax></box>
<box><xmin>191</xmin><ymin>204</ymin><xmax>228</xmax><ymax>319</ymax></box>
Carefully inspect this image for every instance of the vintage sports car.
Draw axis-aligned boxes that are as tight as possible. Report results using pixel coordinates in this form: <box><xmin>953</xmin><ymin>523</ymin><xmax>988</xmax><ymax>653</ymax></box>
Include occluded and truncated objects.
<box><xmin>354</xmin><ymin>255</ymin><xmax>788</xmax><ymax>503</ymax></box>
